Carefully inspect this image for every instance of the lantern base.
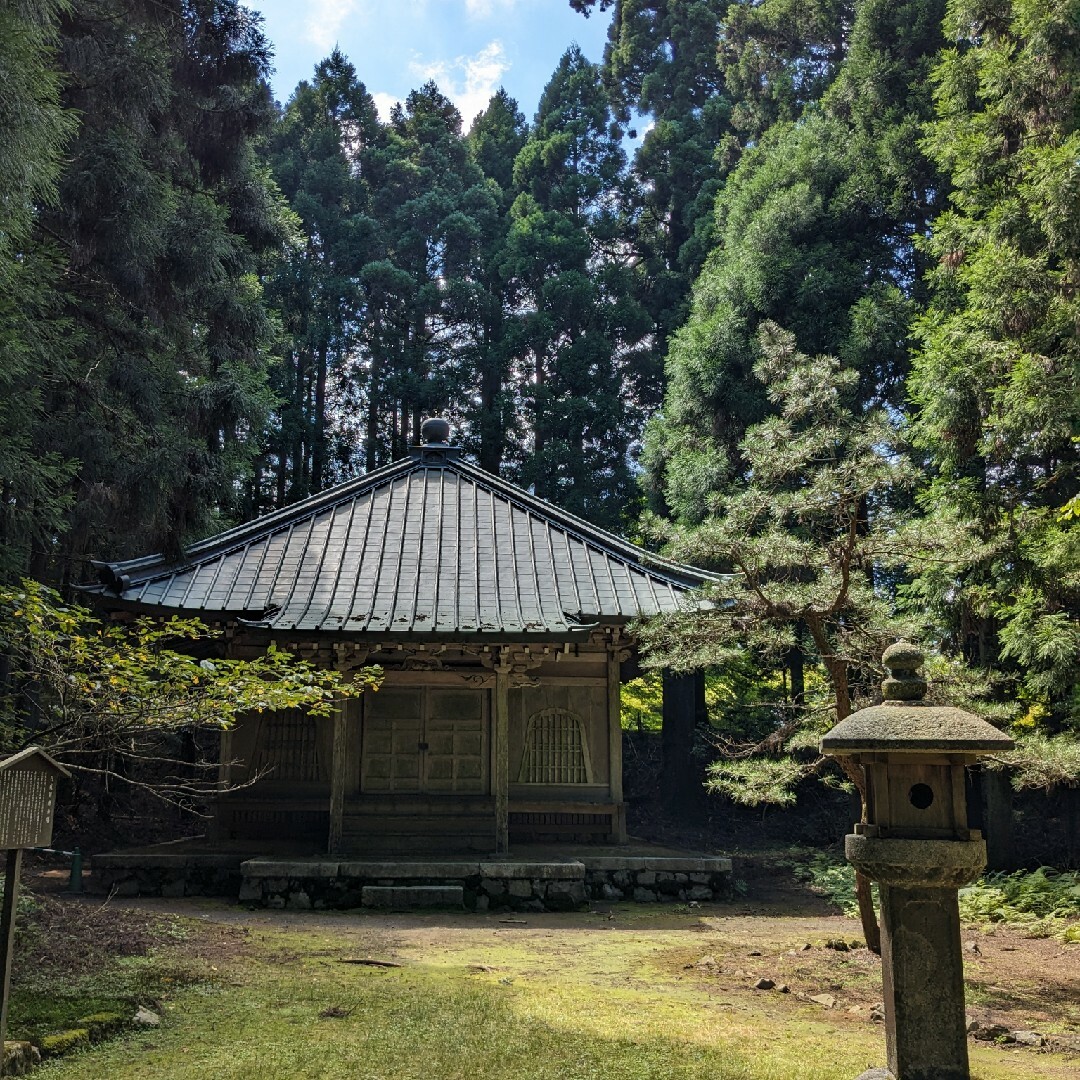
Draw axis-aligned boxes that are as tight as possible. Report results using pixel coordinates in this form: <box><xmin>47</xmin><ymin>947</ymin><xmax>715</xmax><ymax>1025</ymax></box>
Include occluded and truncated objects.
<box><xmin>845</xmin><ymin>834</ymin><xmax>986</xmax><ymax>889</ymax></box>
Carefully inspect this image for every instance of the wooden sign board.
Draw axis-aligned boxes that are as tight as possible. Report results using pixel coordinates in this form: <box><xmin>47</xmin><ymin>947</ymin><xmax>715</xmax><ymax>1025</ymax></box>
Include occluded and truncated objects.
<box><xmin>0</xmin><ymin>748</ymin><xmax>69</xmax><ymax>850</ymax></box>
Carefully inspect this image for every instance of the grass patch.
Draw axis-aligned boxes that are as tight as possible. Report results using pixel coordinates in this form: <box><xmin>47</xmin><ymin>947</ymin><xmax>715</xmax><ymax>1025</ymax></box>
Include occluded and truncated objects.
<box><xmin>31</xmin><ymin>907</ymin><xmax>1076</xmax><ymax>1080</ymax></box>
<box><xmin>35</xmin><ymin>931</ymin><xmax>882</xmax><ymax>1080</ymax></box>
<box><xmin>9</xmin><ymin>895</ymin><xmax>232</xmax><ymax>1046</ymax></box>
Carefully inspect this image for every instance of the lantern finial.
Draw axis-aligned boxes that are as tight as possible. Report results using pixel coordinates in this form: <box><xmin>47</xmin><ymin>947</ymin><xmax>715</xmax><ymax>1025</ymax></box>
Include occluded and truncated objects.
<box><xmin>881</xmin><ymin>641</ymin><xmax>926</xmax><ymax>702</ymax></box>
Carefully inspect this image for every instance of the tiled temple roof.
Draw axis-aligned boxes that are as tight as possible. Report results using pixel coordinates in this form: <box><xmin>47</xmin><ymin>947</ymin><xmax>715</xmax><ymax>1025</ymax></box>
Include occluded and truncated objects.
<box><xmin>88</xmin><ymin>438</ymin><xmax>712</xmax><ymax>639</ymax></box>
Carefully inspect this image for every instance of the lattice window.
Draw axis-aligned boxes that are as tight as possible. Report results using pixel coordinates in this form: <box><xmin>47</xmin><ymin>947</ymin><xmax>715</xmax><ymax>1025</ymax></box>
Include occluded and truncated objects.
<box><xmin>517</xmin><ymin>709</ymin><xmax>592</xmax><ymax>784</ymax></box>
<box><xmin>252</xmin><ymin>710</ymin><xmax>322</xmax><ymax>782</ymax></box>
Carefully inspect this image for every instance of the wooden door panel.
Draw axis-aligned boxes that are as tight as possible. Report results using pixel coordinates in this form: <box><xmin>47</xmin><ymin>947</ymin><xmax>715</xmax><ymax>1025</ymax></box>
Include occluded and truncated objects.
<box><xmin>425</xmin><ymin>689</ymin><xmax>486</xmax><ymax>794</ymax></box>
<box><xmin>362</xmin><ymin>709</ymin><xmax>421</xmax><ymax>793</ymax></box>
<box><xmin>361</xmin><ymin>688</ymin><xmax>487</xmax><ymax>795</ymax></box>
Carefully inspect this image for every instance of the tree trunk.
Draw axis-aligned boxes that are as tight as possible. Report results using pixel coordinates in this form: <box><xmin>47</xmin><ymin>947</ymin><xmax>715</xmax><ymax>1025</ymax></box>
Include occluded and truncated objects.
<box><xmin>804</xmin><ymin>615</ymin><xmax>880</xmax><ymax>953</ymax></box>
<box><xmin>312</xmin><ymin>341</ymin><xmax>328</xmax><ymax>493</ymax></box>
<box><xmin>478</xmin><ymin>307</ymin><xmax>504</xmax><ymax>474</ymax></box>
<box><xmin>366</xmin><ymin>312</ymin><xmax>383</xmax><ymax>472</ymax></box>
<box><xmin>789</xmin><ymin>642</ymin><xmax>805</xmax><ymax>706</ymax></box>
<box><xmin>661</xmin><ymin>670</ymin><xmax>705</xmax><ymax>816</ymax></box>
<box><xmin>533</xmin><ymin>352</ymin><xmax>546</xmax><ymax>494</ymax></box>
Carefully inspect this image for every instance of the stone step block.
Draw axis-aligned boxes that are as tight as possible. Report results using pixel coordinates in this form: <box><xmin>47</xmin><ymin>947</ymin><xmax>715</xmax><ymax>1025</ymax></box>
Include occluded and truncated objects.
<box><xmin>338</xmin><ymin>861</ymin><xmax>480</xmax><ymax>879</ymax></box>
<box><xmin>361</xmin><ymin>885</ymin><xmax>464</xmax><ymax>908</ymax></box>
<box><xmin>480</xmin><ymin>861</ymin><xmax>585</xmax><ymax>880</ymax></box>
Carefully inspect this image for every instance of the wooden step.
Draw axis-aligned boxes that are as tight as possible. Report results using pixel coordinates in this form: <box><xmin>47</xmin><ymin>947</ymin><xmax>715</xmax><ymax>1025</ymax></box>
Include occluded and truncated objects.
<box><xmin>344</xmin><ymin>796</ymin><xmax>495</xmax><ymax>815</ymax></box>
<box><xmin>337</xmin><ymin>834</ymin><xmax>495</xmax><ymax>856</ymax></box>
<box><xmin>343</xmin><ymin>815</ymin><xmax>492</xmax><ymax>836</ymax></box>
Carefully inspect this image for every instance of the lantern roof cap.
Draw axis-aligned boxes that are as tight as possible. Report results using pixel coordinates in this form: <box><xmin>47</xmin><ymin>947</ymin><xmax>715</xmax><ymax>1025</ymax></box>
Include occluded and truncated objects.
<box><xmin>821</xmin><ymin>643</ymin><xmax>1014</xmax><ymax>756</ymax></box>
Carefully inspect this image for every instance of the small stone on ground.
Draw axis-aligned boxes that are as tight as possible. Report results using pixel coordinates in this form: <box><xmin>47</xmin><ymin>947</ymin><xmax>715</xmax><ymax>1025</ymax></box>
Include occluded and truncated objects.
<box><xmin>1010</xmin><ymin>1030</ymin><xmax>1044</xmax><ymax>1047</ymax></box>
<box><xmin>133</xmin><ymin>1007</ymin><xmax>160</xmax><ymax>1027</ymax></box>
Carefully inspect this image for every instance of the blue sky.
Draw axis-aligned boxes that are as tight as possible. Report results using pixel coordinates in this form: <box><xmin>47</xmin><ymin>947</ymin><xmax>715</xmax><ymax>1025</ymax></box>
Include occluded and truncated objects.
<box><xmin>246</xmin><ymin>0</ymin><xmax>611</xmax><ymax>128</ymax></box>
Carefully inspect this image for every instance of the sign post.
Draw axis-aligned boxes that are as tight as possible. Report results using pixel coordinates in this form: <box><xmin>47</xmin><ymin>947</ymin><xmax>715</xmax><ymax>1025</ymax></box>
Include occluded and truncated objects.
<box><xmin>0</xmin><ymin>748</ymin><xmax>69</xmax><ymax>1075</ymax></box>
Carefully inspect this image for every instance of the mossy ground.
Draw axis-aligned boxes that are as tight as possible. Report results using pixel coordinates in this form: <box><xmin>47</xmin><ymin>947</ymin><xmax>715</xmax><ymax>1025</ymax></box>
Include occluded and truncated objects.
<box><xmin>21</xmin><ymin>894</ymin><xmax>1080</xmax><ymax>1080</ymax></box>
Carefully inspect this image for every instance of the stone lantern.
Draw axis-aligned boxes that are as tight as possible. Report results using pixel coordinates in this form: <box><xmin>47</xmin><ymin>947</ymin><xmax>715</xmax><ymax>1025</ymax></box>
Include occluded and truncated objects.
<box><xmin>821</xmin><ymin>643</ymin><xmax>1014</xmax><ymax>1080</ymax></box>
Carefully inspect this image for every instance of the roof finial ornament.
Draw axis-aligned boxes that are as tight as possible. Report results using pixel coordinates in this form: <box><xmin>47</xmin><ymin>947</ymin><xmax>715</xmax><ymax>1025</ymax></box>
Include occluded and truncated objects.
<box><xmin>881</xmin><ymin>641</ymin><xmax>927</xmax><ymax>703</ymax></box>
<box><xmin>421</xmin><ymin>417</ymin><xmax>451</xmax><ymax>446</ymax></box>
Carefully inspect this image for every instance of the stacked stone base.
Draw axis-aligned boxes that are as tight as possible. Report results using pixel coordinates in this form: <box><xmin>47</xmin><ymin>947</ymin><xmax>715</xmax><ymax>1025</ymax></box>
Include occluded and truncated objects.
<box><xmin>92</xmin><ymin>853</ymin><xmax>243</xmax><ymax>899</ymax></box>
<box><xmin>92</xmin><ymin>853</ymin><xmax>733</xmax><ymax>911</ymax></box>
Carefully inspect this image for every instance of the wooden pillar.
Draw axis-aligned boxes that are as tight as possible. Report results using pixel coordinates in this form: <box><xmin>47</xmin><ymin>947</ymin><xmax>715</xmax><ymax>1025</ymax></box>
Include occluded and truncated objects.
<box><xmin>494</xmin><ymin>671</ymin><xmax>509</xmax><ymax>854</ymax></box>
<box><xmin>0</xmin><ymin>847</ymin><xmax>22</xmax><ymax>1072</ymax></box>
<box><xmin>607</xmin><ymin>649</ymin><xmax>627</xmax><ymax>842</ymax></box>
<box><xmin>328</xmin><ymin>700</ymin><xmax>349</xmax><ymax>856</ymax></box>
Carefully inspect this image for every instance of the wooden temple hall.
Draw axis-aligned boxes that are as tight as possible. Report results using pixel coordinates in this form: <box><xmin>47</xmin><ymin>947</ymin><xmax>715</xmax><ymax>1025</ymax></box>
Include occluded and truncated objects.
<box><xmin>90</xmin><ymin>419</ymin><xmax>711</xmax><ymax>857</ymax></box>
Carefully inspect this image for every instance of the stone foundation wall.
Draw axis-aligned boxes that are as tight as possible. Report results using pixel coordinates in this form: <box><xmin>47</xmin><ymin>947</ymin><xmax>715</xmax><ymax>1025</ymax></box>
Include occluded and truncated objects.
<box><xmin>238</xmin><ymin>856</ymin><xmax>733</xmax><ymax>911</ymax></box>
<box><xmin>92</xmin><ymin>854</ymin><xmax>244</xmax><ymax>899</ymax></box>
<box><xmin>92</xmin><ymin>854</ymin><xmax>733</xmax><ymax>912</ymax></box>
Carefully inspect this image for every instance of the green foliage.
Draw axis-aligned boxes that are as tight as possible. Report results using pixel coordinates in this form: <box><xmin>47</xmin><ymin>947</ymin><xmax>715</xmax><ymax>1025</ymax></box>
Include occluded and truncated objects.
<box><xmin>641</xmin><ymin>322</ymin><xmax>913</xmax><ymax>698</ymax></box>
<box><xmin>994</xmin><ymin>732</ymin><xmax>1080</xmax><ymax>791</ymax></box>
<box><xmin>959</xmin><ymin>867</ymin><xmax>1080</xmax><ymax>939</ymax></box>
<box><xmin>0</xmin><ymin>0</ymin><xmax>76</xmax><ymax>254</ymax></box>
<box><xmin>602</xmin><ymin>1</ymin><xmax>732</xmax><ymax>395</ymax></box>
<box><xmin>503</xmin><ymin>46</ymin><xmax>649</xmax><ymax>528</ymax></box>
<box><xmin>706</xmin><ymin>757</ymin><xmax>810</xmax><ymax>808</ymax></box>
<box><xmin>261</xmin><ymin>49</ymin><xmax>383</xmax><ymax>502</ymax></box>
<box><xmin>10</xmin><ymin>0</ymin><xmax>292</xmax><ymax>576</ymax></box>
<box><xmin>908</xmin><ymin>0</ymin><xmax>1080</xmax><ymax>728</ymax></box>
<box><xmin>639</xmin><ymin>321</ymin><xmax>924</xmax><ymax>808</ymax></box>
<box><xmin>0</xmin><ymin>580</ymin><xmax>380</xmax><ymax>795</ymax></box>
<box><xmin>0</xmin><ymin>0</ymin><xmax>79</xmax><ymax>580</ymax></box>
<box><xmin>801</xmin><ymin>857</ymin><xmax>1080</xmax><ymax>942</ymax></box>
<box><xmin>621</xmin><ymin>673</ymin><xmax>663</xmax><ymax>732</ymax></box>
<box><xmin>793</xmin><ymin>853</ymin><xmax>879</xmax><ymax>918</ymax></box>
<box><xmin>720</xmin><ymin>0</ymin><xmax>851</xmax><ymax>142</ymax></box>
<box><xmin>643</xmin><ymin>0</ymin><xmax>944</xmax><ymax>522</ymax></box>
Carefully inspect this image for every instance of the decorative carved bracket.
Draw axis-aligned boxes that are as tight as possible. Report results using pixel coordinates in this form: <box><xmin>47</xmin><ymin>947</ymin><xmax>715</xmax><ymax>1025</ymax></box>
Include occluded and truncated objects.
<box><xmin>333</xmin><ymin>641</ymin><xmax>372</xmax><ymax>672</ymax></box>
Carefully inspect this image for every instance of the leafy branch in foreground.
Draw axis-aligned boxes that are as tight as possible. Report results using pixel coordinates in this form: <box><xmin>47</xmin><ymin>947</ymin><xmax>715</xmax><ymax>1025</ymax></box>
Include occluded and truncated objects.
<box><xmin>0</xmin><ymin>580</ymin><xmax>381</xmax><ymax>803</ymax></box>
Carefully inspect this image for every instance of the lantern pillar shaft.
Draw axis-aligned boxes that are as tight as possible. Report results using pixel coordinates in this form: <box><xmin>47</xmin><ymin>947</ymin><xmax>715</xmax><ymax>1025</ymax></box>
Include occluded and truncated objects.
<box><xmin>880</xmin><ymin>884</ymin><xmax>969</xmax><ymax>1080</ymax></box>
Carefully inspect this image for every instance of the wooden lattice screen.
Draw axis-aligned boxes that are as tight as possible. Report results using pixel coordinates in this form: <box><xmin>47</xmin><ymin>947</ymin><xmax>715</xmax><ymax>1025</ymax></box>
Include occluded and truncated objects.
<box><xmin>517</xmin><ymin>709</ymin><xmax>592</xmax><ymax>784</ymax></box>
<box><xmin>253</xmin><ymin>710</ymin><xmax>322</xmax><ymax>782</ymax></box>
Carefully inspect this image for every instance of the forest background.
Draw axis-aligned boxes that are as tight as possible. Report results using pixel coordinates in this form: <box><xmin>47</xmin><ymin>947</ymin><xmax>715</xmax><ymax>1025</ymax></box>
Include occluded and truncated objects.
<box><xmin>1</xmin><ymin>0</ymin><xmax>1078</xmax><ymax>820</ymax></box>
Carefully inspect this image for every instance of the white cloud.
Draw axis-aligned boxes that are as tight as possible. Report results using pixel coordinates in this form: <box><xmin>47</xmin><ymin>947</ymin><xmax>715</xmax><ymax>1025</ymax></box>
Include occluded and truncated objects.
<box><xmin>464</xmin><ymin>0</ymin><xmax>519</xmax><ymax>19</ymax></box>
<box><xmin>371</xmin><ymin>92</ymin><xmax>402</xmax><ymax>122</ymax></box>
<box><xmin>408</xmin><ymin>40</ymin><xmax>510</xmax><ymax>127</ymax></box>
<box><xmin>305</xmin><ymin>0</ymin><xmax>365</xmax><ymax>52</ymax></box>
